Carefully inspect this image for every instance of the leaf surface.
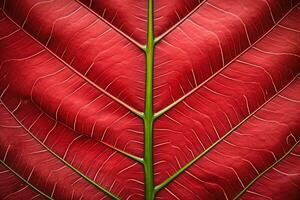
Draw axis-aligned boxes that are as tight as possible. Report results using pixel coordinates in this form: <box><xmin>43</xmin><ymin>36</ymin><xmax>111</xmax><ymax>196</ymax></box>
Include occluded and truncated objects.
<box><xmin>0</xmin><ymin>0</ymin><xmax>300</xmax><ymax>199</ymax></box>
<box><xmin>77</xmin><ymin>0</ymin><xmax>204</xmax><ymax>44</ymax></box>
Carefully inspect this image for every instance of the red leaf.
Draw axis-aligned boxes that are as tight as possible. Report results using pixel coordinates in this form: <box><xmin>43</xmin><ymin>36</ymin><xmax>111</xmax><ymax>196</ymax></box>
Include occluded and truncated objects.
<box><xmin>0</xmin><ymin>0</ymin><xmax>299</xmax><ymax>199</ymax></box>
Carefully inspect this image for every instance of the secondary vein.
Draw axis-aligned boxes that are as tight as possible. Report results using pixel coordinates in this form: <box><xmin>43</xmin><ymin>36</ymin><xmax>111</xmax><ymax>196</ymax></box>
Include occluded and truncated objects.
<box><xmin>154</xmin><ymin>73</ymin><xmax>299</xmax><ymax>193</ymax></box>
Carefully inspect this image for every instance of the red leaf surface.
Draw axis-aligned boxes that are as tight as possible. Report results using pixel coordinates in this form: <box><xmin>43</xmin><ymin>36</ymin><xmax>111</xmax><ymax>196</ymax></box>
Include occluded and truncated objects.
<box><xmin>78</xmin><ymin>0</ymin><xmax>204</xmax><ymax>44</ymax></box>
<box><xmin>0</xmin><ymin>0</ymin><xmax>299</xmax><ymax>199</ymax></box>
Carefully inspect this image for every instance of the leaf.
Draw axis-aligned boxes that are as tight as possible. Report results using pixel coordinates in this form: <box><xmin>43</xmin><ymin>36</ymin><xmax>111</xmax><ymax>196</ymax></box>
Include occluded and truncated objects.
<box><xmin>0</xmin><ymin>0</ymin><xmax>300</xmax><ymax>199</ymax></box>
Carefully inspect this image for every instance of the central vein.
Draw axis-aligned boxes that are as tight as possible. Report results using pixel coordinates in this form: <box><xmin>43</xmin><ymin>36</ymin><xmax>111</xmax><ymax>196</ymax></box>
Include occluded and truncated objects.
<box><xmin>143</xmin><ymin>0</ymin><xmax>155</xmax><ymax>199</ymax></box>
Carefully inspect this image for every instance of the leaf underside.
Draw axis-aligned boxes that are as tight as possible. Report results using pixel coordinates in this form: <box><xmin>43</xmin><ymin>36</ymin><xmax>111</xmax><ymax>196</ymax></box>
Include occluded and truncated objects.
<box><xmin>0</xmin><ymin>0</ymin><xmax>300</xmax><ymax>199</ymax></box>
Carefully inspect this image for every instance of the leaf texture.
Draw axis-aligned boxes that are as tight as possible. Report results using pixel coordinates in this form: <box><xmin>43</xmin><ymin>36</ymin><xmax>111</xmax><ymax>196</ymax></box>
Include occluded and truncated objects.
<box><xmin>156</xmin><ymin>76</ymin><xmax>300</xmax><ymax>199</ymax></box>
<box><xmin>0</xmin><ymin>0</ymin><xmax>300</xmax><ymax>199</ymax></box>
<box><xmin>77</xmin><ymin>0</ymin><xmax>204</xmax><ymax>44</ymax></box>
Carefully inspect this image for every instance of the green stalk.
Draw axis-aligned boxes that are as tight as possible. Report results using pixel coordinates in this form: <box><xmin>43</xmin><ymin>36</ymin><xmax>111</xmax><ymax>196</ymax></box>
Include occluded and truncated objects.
<box><xmin>143</xmin><ymin>0</ymin><xmax>155</xmax><ymax>199</ymax></box>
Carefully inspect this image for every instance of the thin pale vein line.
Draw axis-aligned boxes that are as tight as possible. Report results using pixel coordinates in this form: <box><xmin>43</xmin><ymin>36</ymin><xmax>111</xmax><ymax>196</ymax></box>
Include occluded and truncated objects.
<box><xmin>74</xmin><ymin>0</ymin><xmax>146</xmax><ymax>50</ymax></box>
<box><xmin>1</xmin><ymin>10</ymin><xmax>144</xmax><ymax>119</ymax></box>
<box><xmin>0</xmin><ymin>100</ymin><xmax>120</xmax><ymax>200</ymax></box>
<box><xmin>154</xmin><ymin>73</ymin><xmax>299</xmax><ymax>193</ymax></box>
<box><xmin>28</xmin><ymin>94</ymin><xmax>141</xmax><ymax>164</ymax></box>
<box><xmin>155</xmin><ymin>0</ymin><xmax>208</xmax><ymax>43</ymax></box>
<box><xmin>0</xmin><ymin>160</ymin><xmax>53</xmax><ymax>199</ymax></box>
<box><xmin>154</xmin><ymin>3</ymin><xmax>299</xmax><ymax>119</ymax></box>
<box><xmin>234</xmin><ymin>140</ymin><xmax>300</xmax><ymax>199</ymax></box>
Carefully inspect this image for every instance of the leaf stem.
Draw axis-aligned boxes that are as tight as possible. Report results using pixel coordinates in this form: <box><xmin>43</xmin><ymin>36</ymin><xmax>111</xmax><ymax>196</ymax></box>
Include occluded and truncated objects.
<box><xmin>143</xmin><ymin>0</ymin><xmax>155</xmax><ymax>199</ymax></box>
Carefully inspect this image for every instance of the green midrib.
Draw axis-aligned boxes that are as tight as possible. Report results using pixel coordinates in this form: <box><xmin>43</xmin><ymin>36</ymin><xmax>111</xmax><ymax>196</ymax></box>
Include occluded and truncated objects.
<box><xmin>143</xmin><ymin>0</ymin><xmax>155</xmax><ymax>199</ymax></box>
